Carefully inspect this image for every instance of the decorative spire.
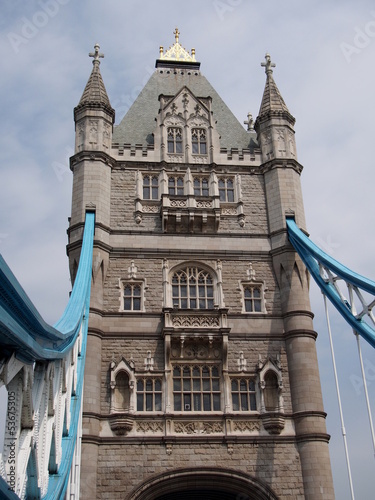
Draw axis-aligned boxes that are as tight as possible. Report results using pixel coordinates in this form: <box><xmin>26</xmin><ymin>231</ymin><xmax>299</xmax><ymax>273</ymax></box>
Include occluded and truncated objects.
<box><xmin>158</xmin><ymin>28</ymin><xmax>196</xmax><ymax>63</ymax></box>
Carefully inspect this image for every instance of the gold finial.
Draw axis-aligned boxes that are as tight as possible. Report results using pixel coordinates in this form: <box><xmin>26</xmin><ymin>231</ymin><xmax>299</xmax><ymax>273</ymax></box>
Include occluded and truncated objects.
<box><xmin>174</xmin><ymin>27</ymin><xmax>180</xmax><ymax>43</ymax></box>
<box><xmin>158</xmin><ymin>29</ymin><xmax>197</xmax><ymax>63</ymax></box>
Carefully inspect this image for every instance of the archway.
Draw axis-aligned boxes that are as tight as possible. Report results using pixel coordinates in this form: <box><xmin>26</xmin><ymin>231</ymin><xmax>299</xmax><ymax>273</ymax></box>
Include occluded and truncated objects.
<box><xmin>128</xmin><ymin>467</ymin><xmax>279</xmax><ymax>500</ymax></box>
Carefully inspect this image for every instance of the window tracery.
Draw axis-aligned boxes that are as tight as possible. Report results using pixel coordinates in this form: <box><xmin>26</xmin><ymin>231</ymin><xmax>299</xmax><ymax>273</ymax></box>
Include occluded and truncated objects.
<box><xmin>191</xmin><ymin>128</ymin><xmax>207</xmax><ymax>155</ymax></box>
<box><xmin>172</xmin><ymin>267</ymin><xmax>214</xmax><ymax>309</ymax></box>
<box><xmin>167</xmin><ymin>127</ymin><xmax>183</xmax><ymax>154</ymax></box>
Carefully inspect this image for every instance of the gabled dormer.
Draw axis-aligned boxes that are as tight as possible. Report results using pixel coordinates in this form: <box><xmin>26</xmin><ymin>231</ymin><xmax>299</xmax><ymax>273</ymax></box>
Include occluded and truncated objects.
<box><xmin>154</xmin><ymin>86</ymin><xmax>220</xmax><ymax>164</ymax></box>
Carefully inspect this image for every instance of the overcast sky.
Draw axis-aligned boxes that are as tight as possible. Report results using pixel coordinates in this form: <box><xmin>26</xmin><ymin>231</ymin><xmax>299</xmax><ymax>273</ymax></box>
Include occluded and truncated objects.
<box><xmin>1</xmin><ymin>1</ymin><xmax>375</xmax><ymax>498</ymax></box>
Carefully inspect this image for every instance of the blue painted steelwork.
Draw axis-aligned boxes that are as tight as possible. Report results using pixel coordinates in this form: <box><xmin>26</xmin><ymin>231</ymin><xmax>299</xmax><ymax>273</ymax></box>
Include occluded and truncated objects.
<box><xmin>0</xmin><ymin>212</ymin><xmax>94</xmax><ymax>499</ymax></box>
<box><xmin>287</xmin><ymin>217</ymin><xmax>375</xmax><ymax>349</ymax></box>
<box><xmin>0</xmin><ymin>213</ymin><xmax>94</xmax><ymax>362</ymax></box>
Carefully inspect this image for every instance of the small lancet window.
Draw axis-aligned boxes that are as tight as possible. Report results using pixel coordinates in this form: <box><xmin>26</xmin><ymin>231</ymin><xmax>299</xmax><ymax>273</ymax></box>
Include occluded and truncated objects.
<box><xmin>191</xmin><ymin>128</ymin><xmax>207</xmax><ymax>154</ymax></box>
<box><xmin>167</xmin><ymin>127</ymin><xmax>183</xmax><ymax>154</ymax></box>
<box><xmin>143</xmin><ymin>175</ymin><xmax>158</xmax><ymax>200</ymax></box>
<box><xmin>168</xmin><ymin>176</ymin><xmax>184</xmax><ymax>195</ymax></box>
<box><xmin>124</xmin><ymin>284</ymin><xmax>142</xmax><ymax>311</ymax></box>
<box><xmin>219</xmin><ymin>178</ymin><xmax>235</xmax><ymax>202</ymax></box>
<box><xmin>193</xmin><ymin>177</ymin><xmax>209</xmax><ymax>197</ymax></box>
<box><xmin>244</xmin><ymin>285</ymin><xmax>262</xmax><ymax>312</ymax></box>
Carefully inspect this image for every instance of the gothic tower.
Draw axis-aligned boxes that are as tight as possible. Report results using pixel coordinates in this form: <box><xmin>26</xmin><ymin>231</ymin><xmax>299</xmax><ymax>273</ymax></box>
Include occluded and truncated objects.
<box><xmin>68</xmin><ymin>33</ymin><xmax>335</xmax><ymax>499</ymax></box>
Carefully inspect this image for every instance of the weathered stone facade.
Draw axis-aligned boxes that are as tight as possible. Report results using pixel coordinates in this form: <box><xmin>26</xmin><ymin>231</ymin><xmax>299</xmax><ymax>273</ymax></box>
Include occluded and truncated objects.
<box><xmin>68</xmin><ymin>38</ymin><xmax>335</xmax><ymax>499</ymax></box>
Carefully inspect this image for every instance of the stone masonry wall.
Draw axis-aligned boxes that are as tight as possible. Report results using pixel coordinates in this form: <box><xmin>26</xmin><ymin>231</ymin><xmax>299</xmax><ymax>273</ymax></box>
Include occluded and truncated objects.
<box><xmin>94</xmin><ymin>441</ymin><xmax>305</xmax><ymax>499</ymax></box>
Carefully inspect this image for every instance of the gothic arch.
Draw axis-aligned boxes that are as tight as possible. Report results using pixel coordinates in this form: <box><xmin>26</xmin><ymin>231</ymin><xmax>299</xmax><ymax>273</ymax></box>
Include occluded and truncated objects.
<box><xmin>127</xmin><ymin>467</ymin><xmax>279</xmax><ymax>500</ymax></box>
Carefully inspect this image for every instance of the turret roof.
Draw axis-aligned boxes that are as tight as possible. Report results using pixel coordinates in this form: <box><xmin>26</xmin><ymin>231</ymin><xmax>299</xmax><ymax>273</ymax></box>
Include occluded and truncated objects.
<box><xmin>258</xmin><ymin>53</ymin><xmax>295</xmax><ymax>123</ymax></box>
<box><xmin>75</xmin><ymin>44</ymin><xmax>114</xmax><ymax>116</ymax></box>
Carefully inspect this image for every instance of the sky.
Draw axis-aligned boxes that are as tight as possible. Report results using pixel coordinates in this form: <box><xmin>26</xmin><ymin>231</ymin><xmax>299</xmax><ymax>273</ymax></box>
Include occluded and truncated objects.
<box><xmin>1</xmin><ymin>0</ymin><xmax>375</xmax><ymax>498</ymax></box>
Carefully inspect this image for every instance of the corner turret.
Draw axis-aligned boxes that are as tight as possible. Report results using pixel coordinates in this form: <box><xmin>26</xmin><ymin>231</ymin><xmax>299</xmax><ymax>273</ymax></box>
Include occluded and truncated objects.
<box><xmin>255</xmin><ymin>53</ymin><xmax>297</xmax><ymax>161</ymax></box>
<box><xmin>73</xmin><ymin>44</ymin><xmax>115</xmax><ymax>153</ymax></box>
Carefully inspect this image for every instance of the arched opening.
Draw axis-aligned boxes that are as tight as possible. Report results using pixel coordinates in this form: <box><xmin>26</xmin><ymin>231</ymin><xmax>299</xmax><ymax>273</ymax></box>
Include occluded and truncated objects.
<box><xmin>114</xmin><ymin>371</ymin><xmax>130</xmax><ymax>411</ymax></box>
<box><xmin>128</xmin><ymin>467</ymin><xmax>279</xmax><ymax>500</ymax></box>
<box><xmin>264</xmin><ymin>371</ymin><xmax>279</xmax><ymax>411</ymax></box>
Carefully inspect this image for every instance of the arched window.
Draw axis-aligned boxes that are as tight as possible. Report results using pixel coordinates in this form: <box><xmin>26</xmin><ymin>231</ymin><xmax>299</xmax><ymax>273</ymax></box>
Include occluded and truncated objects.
<box><xmin>191</xmin><ymin>128</ymin><xmax>207</xmax><ymax>155</ymax></box>
<box><xmin>143</xmin><ymin>175</ymin><xmax>158</xmax><ymax>200</ymax></box>
<box><xmin>264</xmin><ymin>371</ymin><xmax>279</xmax><ymax>411</ymax></box>
<box><xmin>219</xmin><ymin>177</ymin><xmax>234</xmax><ymax>202</ymax></box>
<box><xmin>173</xmin><ymin>365</ymin><xmax>220</xmax><ymax>411</ymax></box>
<box><xmin>167</xmin><ymin>127</ymin><xmax>183</xmax><ymax>154</ymax></box>
<box><xmin>172</xmin><ymin>267</ymin><xmax>214</xmax><ymax>309</ymax></box>
<box><xmin>123</xmin><ymin>283</ymin><xmax>142</xmax><ymax>311</ymax></box>
<box><xmin>136</xmin><ymin>378</ymin><xmax>162</xmax><ymax>411</ymax></box>
<box><xmin>168</xmin><ymin>176</ymin><xmax>184</xmax><ymax>195</ymax></box>
<box><xmin>114</xmin><ymin>371</ymin><xmax>130</xmax><ymax>411</ymax></box>
<box><xmin>231</xmin><ymin>378</ymin><xmax>257</xmax><ymax>411</ymax></box>
<box><xmin>193</xmin><ymin>177</ymin><xmax>209</xmax><ymax>196</ymax></box>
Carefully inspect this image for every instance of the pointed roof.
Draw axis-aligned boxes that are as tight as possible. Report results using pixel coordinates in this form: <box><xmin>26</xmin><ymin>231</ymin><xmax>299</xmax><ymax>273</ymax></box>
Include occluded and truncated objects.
<box><xmin>75</xmin><ymin>44</ymin><xmax>115</xmax><ymax>119</ymax></box>
<box><xmin>257</xmin><ymin>53</ymin><xmax>295</xmax><ymax>124</ymax></box>
<box><xmin>156</xmin><ymin>28</ymin><xmax>200</xmax><ymax>70</ymax></box>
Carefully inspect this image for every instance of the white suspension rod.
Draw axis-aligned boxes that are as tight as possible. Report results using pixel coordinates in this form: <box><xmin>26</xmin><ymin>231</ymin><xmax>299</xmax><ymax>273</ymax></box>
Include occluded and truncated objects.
<box><xmin>323</xmin><ymin>294</ymin><xmax>355</xmax><ymax>500</ymax></box>
<box><xmin>354</xmin><ymin>331</ymin><xmax>375</xmax><ymax>459</ymax></box>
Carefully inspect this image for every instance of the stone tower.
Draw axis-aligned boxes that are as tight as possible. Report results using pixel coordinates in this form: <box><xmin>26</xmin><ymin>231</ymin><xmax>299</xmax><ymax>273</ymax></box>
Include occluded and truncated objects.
<box><xmin>68</xmin><ymin>33</ymin><xmax>335</xmax><ymax>499</ymax></box>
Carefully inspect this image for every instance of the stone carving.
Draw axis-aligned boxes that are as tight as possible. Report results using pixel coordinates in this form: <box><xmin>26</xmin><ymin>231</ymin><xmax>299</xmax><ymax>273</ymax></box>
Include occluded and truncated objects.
<box><xmin>233</xmin><ymin>420</ymin><xmax>261</xmax><ymax>432</ymax></box>
<box><xmin>174</xmin><ymin>421</ymin><xmax>197</xmax><ymax>434</ymax></box>
<box><xmin>142</xmin><ymin>204</ymin><xmax>159</xmax><ymax>213</ymax></box>
<box><xmin>174</xmin><ymin>421</ymin><xmax>222</xmax><ymax>434</ymax></box>
<box><xmin>172</xmin><ymin>315</ymin><xmax>220</xmax><ymax>328</ymax></box>
<box><xmin>221</xmin><ymin>208</ymin><xmax>237</xmax><ymax>215</ymax></box>
<box><xmin>202</xmin><ymin>421</ymin><xmax>223</xmax><ymax>434</ymax></box>
<box><xmin>170</xmin><ymin>199</ymin><xmax>187</xmax><ymax>207</ymax></box>
<box><xmin>136</xmin><ymin>421</ymin><xmax>163</xmax><ymax>433</ymax></box>
<box><xmin>196</xmin><ymin>200</ymin><xmax>212</xmax><ymax>208</ymax></box>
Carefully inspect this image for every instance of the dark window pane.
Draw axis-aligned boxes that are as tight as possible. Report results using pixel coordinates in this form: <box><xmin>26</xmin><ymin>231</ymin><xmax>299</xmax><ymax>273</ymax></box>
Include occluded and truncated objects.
<box><xmin>190</xmin><ymin>299</ymin><xmax>196</xmax><ymax>308</ymax></box>
<box><xmin>124</xmin><ymin>298</ymin><xmax>131</xmax><ymax>310</ymax></box>
<box><xmin>203</xmin><ymin>379</ymin><xmax>210</xmax><ymax>391</ymax></box>
<box><xmin>254</xmin><ymin>300</ymin><xmax>261</xmax><ymax>312</ymax></box>
<box><xmin>250</xmin><ymin>394</ymin><xmax>257</xmax><ymax>411</ymax></box>
<box><xmin>241</xmin><ymin>394</ymin><xmax>248</xmax><ymax>411</ymax></box>
<box><xmin>232</xmin><ymin>393</ymin><xmax>239</xmax><ymax>411</ymax></box>
<box><xmin>249</xmin><ymin>380</ymin><xmax>255</xmax><ymax>391</ymax></box>
<box><xmin>137</xmin><ymin>380</ymin><xmax>144</xmax><ymax>391</ymax></box>
<box><xmin>213</xmin><ymin>394</ymin><xmax>220</xmax><ymax>411</ymax></box>
<box><xmin>146</xmin><ymin>394</ymin><xmax>152</xmax><ymax>411</ymax></box>
<box><xmin>146</xmin><ymin>379</ymin><xmax>152</xmax><ymax>391</ymax></box>
<box><xmin>193</xmin><ymin>379</ymin><xmax>201</xmax><ymax>391</ymax></box>
<box><xmin>143</xmin><ymin>186</ymin><xmax>150</xmax><ymax>198</ymax></box>
<box><xmin>133</xmin><ymin>298</ymin><xmax>141</xmax><ymax>310</ymax></box>
<box><xmin>193</xmin><ymin>393</ymin><xmax>201</xmax><ymax>411</ymax></box>
<box><xmin>173</xmin><ymin>366</ymin><xmax>180</xmax><ymax>377</ymax></box>
<box><xmin>212</xmin><ymin>379</ymin><xmax>220</xmax><ymax>391</ymax></box>
<box><xmin>200</xmin><ymin>142</ymin><xmax>207</xmax><ymax>154</ymax></box>
<box><xmin>155</xmin><ymin>394</ymin><xmax>162</xmax><ymax>411</ymax></box>
<box><xmin>183</xmin><ymin>379</ymin><xmax>191</xmax><ymax>391</ymax></box>
<box><xmin>231</xmin><ymin>380</ymin><xmax>238</xmax><ymax>391</ymax></box>
<box><xmin>137</xmin><ymin>394</ymin><xmax>144</xmax><ymax>411</ymax></box>
<box><xmin>192</xmin><ymin>142</ymin><xmax>199</xmax><ymax>154</ymax></box>
<box><xmin>203</xmin><ymin>393</ymin><xmax>211</xmax><ymax>411</ymax></box>
<box><xmin>240</xmin><ymin>380</ymin><xmax>247</xmax><ymax>391</ymax></box>
<box><xmin>184</xmin><ymin>394</ymin><xmax>191</xmax><ymax>410</ymax></box>
<box><xmin>174</xmin><ymin>394</ymin><xmax>181</xmax><ymax>411</ymax></box>
<box><xmin>173</xmin><ymin>378</ymin><xmax>181</xmax><ymax>391</ymax></box>
<box><xmin>227</xmin><ymin>190</ymin><xmax>234</xmax><ymax>202</ymax></box>
<box><xmin>211</xmin><ymin>366</ymin><xmax>219</xmax><ymax>377</ymax></box>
